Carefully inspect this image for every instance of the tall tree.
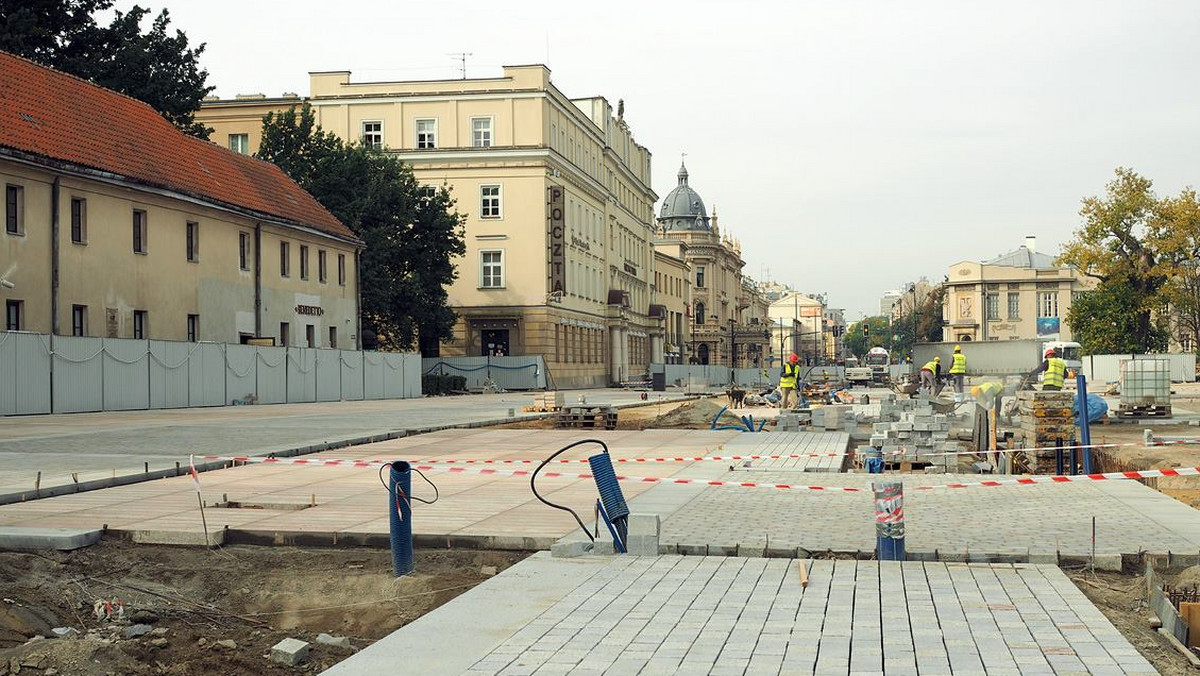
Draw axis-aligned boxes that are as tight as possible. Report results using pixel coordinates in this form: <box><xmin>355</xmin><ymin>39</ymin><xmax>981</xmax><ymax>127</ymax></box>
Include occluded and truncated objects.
<box><xmin>1067</xmin><ymin>274</ymin><xmax>1169</xmax><ymax>354</ymax></box>
<box><xmin>1148</xmin><ymin>187</ymin><xmax>1200</xmax><ymax>352</ymax></box>
<box><xmin>257</xmin><ymin>104</ymin><xmax>466</xmax><ymax>351</ymax></box>
<box><xmin>0</xmin><ymin>1</ymin><xmax>213</xmax><ymax>138</ymax></box>
<box><xmin>1059</xmin><ymin>168</ymin><xmax>1168</xmax><ymax>352</ymax></box>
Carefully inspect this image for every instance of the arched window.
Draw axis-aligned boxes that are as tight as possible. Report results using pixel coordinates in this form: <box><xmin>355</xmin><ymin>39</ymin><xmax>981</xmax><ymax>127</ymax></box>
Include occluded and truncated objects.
<box><xmin>694</xmin><ymin>302</ymin><xmax>705</xmax><ymax>324</ymax></box>
<box><xmin>698</xmin><ymin>343</ymin><xmax>710</xmax><ymax>365</ymax></box>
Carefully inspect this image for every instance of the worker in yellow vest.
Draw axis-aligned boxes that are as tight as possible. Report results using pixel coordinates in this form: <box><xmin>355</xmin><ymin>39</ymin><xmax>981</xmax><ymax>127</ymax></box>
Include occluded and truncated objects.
<box><xmin>779</xmin><ymin>353</ymin><xmax>801</xmax><ymax>409</ymax></box>
<box><xmin>949</xmin><ymin>345</ymin><xmax>968</xmax><ymax>399</ymax></box>
<box><xmin>919</xmin><ymin>356</ymin><xmax>940</xmax><ymax>395</ymax></box>
<box><xmin>1032</xmin><ymin>348</ymin><xmax>1067</xmax><ymax>391</ymax></box>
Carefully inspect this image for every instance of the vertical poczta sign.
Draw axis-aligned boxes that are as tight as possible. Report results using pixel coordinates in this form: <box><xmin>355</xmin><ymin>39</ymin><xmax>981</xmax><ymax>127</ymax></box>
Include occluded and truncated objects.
<box><xmin>548</xmin><ymin>185</ymin><xmax>566</xmax><ymax>295</ymax></box>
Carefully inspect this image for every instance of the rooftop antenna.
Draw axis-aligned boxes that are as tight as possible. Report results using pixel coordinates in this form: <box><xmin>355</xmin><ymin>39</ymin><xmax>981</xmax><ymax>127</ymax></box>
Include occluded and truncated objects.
<box><xmin>449</xmin><ymin>52</ymin><xmax>472</xmax><ymax>79</ymax></box>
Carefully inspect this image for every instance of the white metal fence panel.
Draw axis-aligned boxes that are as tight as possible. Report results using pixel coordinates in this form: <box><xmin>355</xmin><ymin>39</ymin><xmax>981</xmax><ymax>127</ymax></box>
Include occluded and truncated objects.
<box><xmin>341</xmin><ymin>350</ymin><xmax>365</xmax><ymax>400</ymax></box>
<box><xmin>102</xmin><ymin>338</ymin><xmax>150</xmax><ymax>411</ymax></box>
<box><xmin>379</xmin><ymin>352</ymin><xmax>408</xmax><ymax>399</ymax></box>
<box><xmin>224</xmin><ymin>344</ymin><xmax>256</xmax><ymax>404</ymax></box>
<box><xmin>286</xmin><ymin>348</ymin><xmax>317</xmax><ymax>403</ymax></box>
<box><xmin>148</xmin><ymin>340</ymin><xmax>191</xmax><ymax>409</ymax></box>
<box><xmin>403</xmin><ymin>353</ymin><xmax>421</xmax><ymax>398</ymax></box>
<box><xmin>0</xmin><ymin>333</ymin><xmax>52</xmax><ymax>415</ymax></box>
<box><xmin>255</xmin><ymin>346</ymin><xmax>287</xmax><ymax>404</ymax></box>
<box><xmin>362</xmin><ymin>352</ymin><xmax>384</xmax><ymax>400</ymax></box>
<box><xmin>1082</xmin><ymin>353</ymin><xmax>1197</xmax><ymax>384</ymax></box>
<box><xmin>189</xmin><ymin>342</ymin><xmax>226</xmax><ymax>407</ymax></box>
<box><xmin>422</xmin><ymin>356</ymin><xmax>546</xmax><ymax>391</ymax></box>
<box><xmin>315</xmin><ymin>348</ymin><xmax>342</xmax><ymax>401</ymax></box>
<box><xmin>51</xmin><ymin>335</ymin><xmax>104</xmax><ymax>413</ymax></box>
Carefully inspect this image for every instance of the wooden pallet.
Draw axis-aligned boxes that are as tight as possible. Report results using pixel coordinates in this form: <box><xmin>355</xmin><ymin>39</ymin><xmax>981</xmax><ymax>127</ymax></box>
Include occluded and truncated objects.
<box><xmin>1117</xmin><ymin>405</ymin><xmax>1172</xmax><ymax>418</ymax></box>
<box><xmin>554</xmin><ymin>406</ymin><xmax>618</xmax><ymax>431</ymax></box>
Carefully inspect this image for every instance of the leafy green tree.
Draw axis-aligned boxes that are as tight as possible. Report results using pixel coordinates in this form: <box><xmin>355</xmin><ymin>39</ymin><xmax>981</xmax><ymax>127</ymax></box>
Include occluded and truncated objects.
<box><xmin>257</xmin><ymin>104</ymin><xmax>466</xmax><ymax>351</ymax></box>
<box><xmin>0</xmin><ymin>1</ymin><xmax>213</xmax><ymax>138</ymax></box>
<box><xmin>845</xmin><ymin>316</ymin><xmax>892</xmax><ymax>359</ymax></box>
<box><xmin>1067</xmin><ymin>274</ymin><xmax>1168</xmax><ymax>354</ymax></box>
<box><xmin>1148</xmin><ymin>187</ymin><xmax>1200</xmax><ymax>352</ymax></box>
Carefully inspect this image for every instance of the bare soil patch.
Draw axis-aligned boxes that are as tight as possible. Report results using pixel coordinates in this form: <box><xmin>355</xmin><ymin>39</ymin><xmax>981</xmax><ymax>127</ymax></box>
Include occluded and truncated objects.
<box><xmin>496</xmin><ymin>397</ymin><xmax>727</xmax><ymax>431</ymax></box>
<box><xmin>0</xmin><ymin>541</ymin><xmax>528</xmax><ymax>675</ymax></box>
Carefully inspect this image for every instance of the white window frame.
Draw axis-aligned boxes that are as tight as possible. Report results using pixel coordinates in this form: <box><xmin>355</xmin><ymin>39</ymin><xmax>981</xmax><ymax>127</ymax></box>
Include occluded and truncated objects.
<box><xmin>415</xmin><ymin>118</ymin><xmax>437</xmax><ymax>149</ymax></box>
<box><xmin>985</xmin><ymin>293</ymin><xmax>999</xmax><ymax>321</ymax></box>
<box><xmin>471</xmin><ymin>116</ymin><xmax>493</xmax><ymax>148</ymax></box>
<box><xmin>480</xmin><ymin>249</ymin><xmax>505</xmax><ymax>289</ymax></box>
<box><xmin>480</xmin><ymin>184</ymin><xmax>502</xmax><ymax>219</ymax></box>
<box><xmin>1007</xmin><ymin>292</ymin><xmax>1020</xmax><ymax>319</ymax></box>
<box><xmin>229</xmin><ymin>134</ymin><xmax>249</xmax><ymax>154</ymax></box>
<box><xmin>1037</xmin><ymin>291</ymin><xmax>1059</xmax><ymax>318</ymax></box>
<box><xmin>361</xmin><ymin>120</ymin><xmax>383</xmax><ymax>149</ymax></box>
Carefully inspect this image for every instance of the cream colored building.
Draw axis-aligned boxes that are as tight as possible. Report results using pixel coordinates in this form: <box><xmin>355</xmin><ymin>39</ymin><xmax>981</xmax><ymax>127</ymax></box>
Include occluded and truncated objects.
<box><xmin>943</xmin><ymin>237</ymin><xmax>1095</xmax><ymax>343</ymax></box>
<box><xmin>768</xmin><ymin>293</ymin><xmax>825</xmax><ymax>365</ymax></box>
<box><xmin>652</xmin><ymin>240</ymin><xmax>692</xmax><ymax>364</ymax></box>
<box><xmin>655</xmin><ymin>165</ymin><xmax>769</xmax><ymax>367</ymax></box>
<box><xmin>1</xmin><ymin>52</ymin><xmax>360</xmax><ymax>347</ymax></box>
<box><xmin>198</xmin><ymin>65</ymin><xmax>659</xmax><ymax>387</ymax></box>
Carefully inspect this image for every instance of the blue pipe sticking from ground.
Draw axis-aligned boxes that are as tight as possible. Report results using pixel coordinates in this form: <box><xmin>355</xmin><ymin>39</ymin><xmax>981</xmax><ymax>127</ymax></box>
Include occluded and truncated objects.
<box><xmin>389</xmin><ymin>461</ymin><xmax>413</xmax><ymax>577</ymax></box>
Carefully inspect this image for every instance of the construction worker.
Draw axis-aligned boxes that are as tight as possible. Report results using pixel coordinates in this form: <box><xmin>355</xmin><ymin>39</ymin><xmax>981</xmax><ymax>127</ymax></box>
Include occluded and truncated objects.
<box><xmin>780</xmin><ymin>354</ymin><xmax>801</xmax><ymax>409</ymax></box>
<box><xmin>1031</xmin><ymin>348</ymin><xmax>1067</xmax><ymax>391</ymax></box>
<box><xmin>949</xmin><ymin>345</ymin><xmax>967</xmax><ymax>397</ymax></box>
<box><xmin>919</xmin><ymin>356</ymin><xmax>941</xmax><ymax>395</ymax></box>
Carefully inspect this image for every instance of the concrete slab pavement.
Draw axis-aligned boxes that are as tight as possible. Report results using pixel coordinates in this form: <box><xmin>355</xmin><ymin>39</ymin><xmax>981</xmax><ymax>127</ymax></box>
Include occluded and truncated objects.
<box><xmin>0</xmin><ymin>389</ymin><xmax>690</xmax><ymax>501</ymax></box>
<box><xmin>324</xmin><ymin>553</ymin><xmax>1158</xmax><ymax>676</ymax></box>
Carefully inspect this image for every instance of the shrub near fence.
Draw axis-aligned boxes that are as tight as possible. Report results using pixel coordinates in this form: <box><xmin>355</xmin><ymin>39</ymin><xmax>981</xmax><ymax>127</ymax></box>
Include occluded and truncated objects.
<box><xmin>0</xmin><ymin>332</ymin><xmax>421</xmax><ymax>416</ymax></box>
<box><xmin>422</xmin><ymin>374</ymin><xmax>467</xmax><ymax>396</ymax></box>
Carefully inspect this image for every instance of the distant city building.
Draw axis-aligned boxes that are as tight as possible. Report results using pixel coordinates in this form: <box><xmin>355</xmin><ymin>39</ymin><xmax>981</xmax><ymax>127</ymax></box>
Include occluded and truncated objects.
<box><xmin>655</xmin><ymin>164</ymin><xmax>769</xmax><ymax>366</ymax></box>
<box><xmin>652</xmin><ymin>240</ymin><xmax>691</xmax><ymax>364</ymax></box>
<box><xmin>890</xmin><ymin>278</ymin><xmax>935</xmax><ymax>323</ymax></box>
<box><xmin>0</xmin><ymin>51</ymin><xmax>360</xmax><ymax>347</ymax></box>
<box><xmin>942</xmin><ymin>236</ymin><xmax>1095</xmax><ymax>343</ymax></box>
<box><xmin>879</xmin><ymin>289</ymin><xmax>903</xmax><ymax>318</ymax></box>
<box><xmin>198</xmin><ymin>66</ymin><xmax>660</xmax><ymax>386</ymax></box>
<box><xmin>768</xmin><ymin>292</ymin><xmax>825</xmax><ymax>366</ymax></box>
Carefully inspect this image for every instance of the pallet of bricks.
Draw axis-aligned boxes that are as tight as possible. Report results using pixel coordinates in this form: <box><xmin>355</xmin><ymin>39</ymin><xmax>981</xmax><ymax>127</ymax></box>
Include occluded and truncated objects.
<box><xmin>555</xmin><ymin>405</ymin><xmax>618</xmax><ymax>430</ymax></box>
<box><xmin>524</xmin><ymin>391</ymin><xmax>564</xmax><ymax>412</ymax></box>
<box><xmin>868</xmin><ymin>401</ymin><xmax>955</xmax><ymax>472</ymax></box>
<box><xmin>1016</xmin><ymin>390</ymin><xmax>1075</xmax><ymax>473</ymax></box>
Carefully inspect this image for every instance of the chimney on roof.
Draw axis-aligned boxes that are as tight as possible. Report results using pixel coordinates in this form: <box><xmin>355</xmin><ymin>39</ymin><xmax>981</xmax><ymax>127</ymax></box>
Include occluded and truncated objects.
<box><xmin>235</xmin><ymin>93</ymin><xmax>266</xmax><ymax>100</ymax></box>
<box><xmin>1025</xmin><ymin>235</ymin><xmax>1037</xmax><ymax>253</ymax></box>
<box><xmin>282</xmin><ymin>92</ymin><xmax>299</xmax><ymax>99</ymax></box>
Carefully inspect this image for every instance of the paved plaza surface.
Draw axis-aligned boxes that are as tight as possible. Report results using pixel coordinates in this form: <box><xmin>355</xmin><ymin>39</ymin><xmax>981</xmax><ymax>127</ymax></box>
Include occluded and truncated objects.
<box><xmin>325</xmin><ymin>553</ymin><xmax>1157</xmax><ymax>676</ymax></box>
<box><xmin>0</xmin><ymin>389</ymin><xmax>686</xmax><ymax>500</ymax></box>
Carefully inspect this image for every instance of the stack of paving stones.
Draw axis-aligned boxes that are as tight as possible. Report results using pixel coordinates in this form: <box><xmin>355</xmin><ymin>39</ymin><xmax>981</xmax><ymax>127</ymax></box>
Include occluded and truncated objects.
<box><xmin>869</xmin><ymin>402</ymin><xmax>955</xmax><ymax>471</ymax></box>
<box><xmin>1018</xmin><ymin>390</ymin><xmax>1076</xmax><ymax>473</ymax></box>
<box><xmin>878</xmin><ymin>393</ymin><xmax>917</xmax><ymax>422</ymax></box>
<box><xmin>809</xmin><ymin>405</ymin><xmax>856</xmax><ymax>433</ymax></box>
<box><xmin>775</xmin><ymin>412</ymin><xmax>807</xmax><ymax>432</ymax></box>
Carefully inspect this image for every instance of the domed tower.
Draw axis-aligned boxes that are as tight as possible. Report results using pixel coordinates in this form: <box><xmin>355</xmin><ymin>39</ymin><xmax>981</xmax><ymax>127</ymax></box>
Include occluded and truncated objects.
<box><xmin>657</xmin><ymin>162</ymin><xmax>710</xmax><ymax>232</ymax></box>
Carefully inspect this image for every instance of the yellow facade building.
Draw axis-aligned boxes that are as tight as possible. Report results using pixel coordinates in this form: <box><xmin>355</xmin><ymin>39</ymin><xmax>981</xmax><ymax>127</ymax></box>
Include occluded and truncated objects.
<box><xmin>1</xmin><ymin>52</ymin><xmax>360</xmax><ymax>347</ymax></box>
<box><xmin>652</xmin><ymin>240</ymin><xmax>692</xmax><ymax>364</ymax></box>
<box><xmin>942</xmin><ymin>237</ymin><xmax>1095</xmax><ymax>343</ymax></box>
<box><xmin>198</xmin><ymin>66</ymin><xmax>660</xmax><ymax>387</ymax></box>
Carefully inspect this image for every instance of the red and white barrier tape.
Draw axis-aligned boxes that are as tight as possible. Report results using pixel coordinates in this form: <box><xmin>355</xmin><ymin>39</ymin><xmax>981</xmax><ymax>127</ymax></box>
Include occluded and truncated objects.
<box><xmin>193</xmin><ymin>453</ymin><xmax>1200</xmax><ymax>492</ymax></box>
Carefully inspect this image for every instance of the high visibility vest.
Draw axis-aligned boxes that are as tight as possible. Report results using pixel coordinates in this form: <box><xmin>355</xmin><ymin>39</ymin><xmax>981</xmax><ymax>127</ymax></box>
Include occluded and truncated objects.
<box><xmin>780</xmin><ymin>363</ymin><xmax>799</xmax><ymax>388</ymax></box>
<box><xmin>950</xmin><ymin>353</ymin><xmax>967</xmax><ymax>375</ymax></box>
<box><xmin>1044</xmin><ymin>357</ymin><xmax>1066</xmax><ymax>389</ymax></box>
<box><xmin>920</xmin><ymin>360</ymin><xmax>939</xmax><ymax>373</ymax></box>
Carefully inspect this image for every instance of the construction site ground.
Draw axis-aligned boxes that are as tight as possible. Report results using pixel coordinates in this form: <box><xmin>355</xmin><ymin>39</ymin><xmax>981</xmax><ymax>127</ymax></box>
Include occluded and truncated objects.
<box><xmin>4</xmin><ymin>395</ymin><xmax>1200</xmax><ymax>673</ymax></box>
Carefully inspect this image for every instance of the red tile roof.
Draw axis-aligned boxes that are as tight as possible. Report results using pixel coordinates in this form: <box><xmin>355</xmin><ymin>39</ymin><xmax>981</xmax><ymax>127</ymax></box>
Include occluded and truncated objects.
<box><xmin>0</xmin><ymin>50</ymin><xmax>357</xmax><ymax>242</ymax></box>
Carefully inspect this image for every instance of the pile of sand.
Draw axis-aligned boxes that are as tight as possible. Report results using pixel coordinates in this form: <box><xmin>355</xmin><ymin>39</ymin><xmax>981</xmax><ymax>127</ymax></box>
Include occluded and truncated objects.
<box><xmin>646</xmin><ymin>398</ymin><xmax>735</xmax><ymax>429</ymax></box>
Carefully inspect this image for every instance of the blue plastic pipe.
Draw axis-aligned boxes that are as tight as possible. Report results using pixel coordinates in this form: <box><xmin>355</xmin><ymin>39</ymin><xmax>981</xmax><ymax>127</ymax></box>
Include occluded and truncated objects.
<box><xmin>1076</xmin><ymin>374</ymin><xmax>1093</xmax><ymax>474</ymax></box>
<box><xmin>389</xmin><ymin>460</ymin><xmax>413</xmax><ymax>576</ymax></box>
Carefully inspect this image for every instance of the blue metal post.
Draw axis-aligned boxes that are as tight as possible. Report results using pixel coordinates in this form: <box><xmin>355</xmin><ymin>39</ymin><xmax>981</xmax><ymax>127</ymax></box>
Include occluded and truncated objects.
<box><xmin>1076</xmin><ymin>374</ymin><xmax>1093</xmax><ymax>474</ymax></box>
<box><xmin>389</xmin><ymin>460</ymin><xmax>413</xmax><ymax>576</ymax></box>
<box><xmin>873</xmin><ymin>482</ymin><xmax>905</xmax><ymax>561</ymax></box>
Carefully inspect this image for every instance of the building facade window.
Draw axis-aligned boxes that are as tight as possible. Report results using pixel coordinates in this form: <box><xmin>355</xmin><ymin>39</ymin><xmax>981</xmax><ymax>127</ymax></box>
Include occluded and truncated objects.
<box><xmin>328</xmin><ymin>326</ymin><xmax>337</xmax><ymax>349</ymax></box>
<box><xmin>481</xmin><ymin>250</ymin><xmax>504</xmax><ymax>288</ymax></box>
<box><xmin>133</xmin><ymin>310</ymin><xmax>147</xmax><ymax>339</ymax></box>
<box><xmin>229</xmin><ymin>134</ymin><xmax>249</xmax><ymax>154</ymax></box>
<box><xmin>695</xmin><ymin>302</ymin><xmax>706</xmax><ymax>324</ymax></box>
<box><xmin>239</xmin><ymin>232</ymin><xmax>250</xmax><ymax>270</ymax></box>
<box><xmin>132</xmin><ymin>209</ymin><xmax>148</xmax><ymax>253</ymax></box>
<box><xmin>71</xmin><ymin>305</ymin><xmax>87</xmax><ymax>336</ymax></box>
<box><xmin>300</xmin><ymin>245</ymin><xmax>309</xmax><ymax>280</ymax></box>
<box><xmin>318</xmin><ymin>249</ymin><xmax>327</xmax><ymax>283</ymax></box>
<box><xmin>480</xmin><ymin>185</ymin><xmax>501</xmax><ymax>218</ymax></box>
<box><xmin>187</xmin><ymin>314</ymin><xmax>199</xmax><ymax>342</ymax></box>
<box><xmin>1037</xmin><ymin>291</ymin><xmax>1059</xmax><ymax>318</ymax></box>
<box><xmin>696</xmin><ymin>266</ymin><xmax>706</xmax><ymax>288</ymax></box>
<box><xmin>471</xmin><ymin>117</ymin><xmax>492</xmax><ymax>147</ymax></box>
<box><xmin>985</xmin><ymin>293</ymin><xmax>999</xmax><ymax>321</ymax></box>
<box><xmin>279</xmin><ymin>322</ymin><xmax>290</xmax><ymax>346</ymax></box>
<box><xmin>280</xmin><ymin>241</ymin><xmax>290</xmax><ymax>277</ymax></box>
<box><xmin>70</xmin><ymin>197</ymin><xmax>87</xmax><ymax>243</ymax></box>
<box><xmin>186</xmin><ymin>221</ymin><xmax>199</xmax><ymax>262</ymax></box>
<box><xmin>305</xmin><ymin>324</ymin><xmax>315</xmax><ymax>348</ymax></box>
<box><xmin>1007</xmin><ymin>292</ymin><xmax>1020</xmax><ymax>319</ymax></box>
<box><xmin>5</xmin><ymin>299</ymin><xmax>21</xmax><ymax>331</ymax></box>
<box><xmin>361</xmin><ymin>121</ymin><xmax>383</xmax><ymax>149</ymax></box>
<box><xmin>416</xmin><ymin>119</ymin><xmax>437</xmax><ymax>149</ymax></box>
<box><xmin>338</xmin><ymin>253</ymin><xmax>346</xmax><ymax>286</ymax></box>
<box><xmin>5</xmin><ymin>184</ymin><xmax>22</xmax><ymax>235</ymax></box>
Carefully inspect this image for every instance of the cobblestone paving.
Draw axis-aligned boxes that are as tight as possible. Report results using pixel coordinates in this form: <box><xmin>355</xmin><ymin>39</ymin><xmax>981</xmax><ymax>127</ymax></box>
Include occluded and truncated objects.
<box><xmin>461</xmin><ymin>556</ymin><xmax>1156</xmax><ymax>675</ymax></box>
<box><xmin>656</xmin><ymin>471</ymin><xmax>1200</xmax><ymax>560</ymax></box>
<box><xmin>723</xmin><ymin>432</ymin><xmax>849</xmax><ymax>472</ymax></box>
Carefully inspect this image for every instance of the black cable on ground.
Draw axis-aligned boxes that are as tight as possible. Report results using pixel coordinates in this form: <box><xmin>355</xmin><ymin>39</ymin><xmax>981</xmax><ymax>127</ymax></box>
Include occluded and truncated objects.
<box><xmin>531</xmin><ymin>439</ymin><xmax>607</xmax><ymax>542</ymax></box>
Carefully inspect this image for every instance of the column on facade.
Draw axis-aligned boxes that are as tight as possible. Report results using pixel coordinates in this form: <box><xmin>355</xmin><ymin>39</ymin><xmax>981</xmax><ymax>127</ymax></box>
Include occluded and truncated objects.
<box><xmin>609</xmin><ymin>325</ymin><xmax>628</xmax><ymax>384</ymax></box>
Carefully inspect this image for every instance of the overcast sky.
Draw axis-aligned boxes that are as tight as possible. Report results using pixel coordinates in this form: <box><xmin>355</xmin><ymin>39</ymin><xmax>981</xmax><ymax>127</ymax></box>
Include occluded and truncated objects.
<box><xmin>137</xmin><ymin>0</ymin><xmax>1200</xmax><ymax>320</ymax></box>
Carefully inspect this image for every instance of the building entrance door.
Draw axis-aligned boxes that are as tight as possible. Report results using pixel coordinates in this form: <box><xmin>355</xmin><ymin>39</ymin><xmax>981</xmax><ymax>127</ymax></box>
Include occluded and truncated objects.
<box><xmin>698</xmin><ymin>343</ymin><xmax>710</xmax><ymax>365</ymax></box>
<box><xmin>482</xmin><ymin>329</ymin><xmax>510</xmax><ymax>356</ymax></box>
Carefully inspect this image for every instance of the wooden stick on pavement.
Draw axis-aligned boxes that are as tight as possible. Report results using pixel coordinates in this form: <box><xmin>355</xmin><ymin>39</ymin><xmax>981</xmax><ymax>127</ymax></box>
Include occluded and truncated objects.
<box><xmin>798</xmin><ymin>559</ymin><xmax>809</xmax><ymax>589</ymax></box>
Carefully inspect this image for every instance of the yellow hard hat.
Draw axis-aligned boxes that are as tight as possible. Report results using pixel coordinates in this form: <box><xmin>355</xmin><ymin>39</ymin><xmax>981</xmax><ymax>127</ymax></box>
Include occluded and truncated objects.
<box><xmin>954</xmin><ymin>345</ymin><xmax>961</xmax><ymax>352</ymax></box>
<box><xmin>934</xmin><ymin>356</ymin><xmax>940</xmax><ymax>362</ymax></box>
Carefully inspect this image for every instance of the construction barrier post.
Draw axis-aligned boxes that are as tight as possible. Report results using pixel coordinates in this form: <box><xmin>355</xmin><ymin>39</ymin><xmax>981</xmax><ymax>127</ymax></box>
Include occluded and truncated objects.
<box><xmin>1076</xmin><ymin>374</ymin><xmax>1093</xmax><ymax>474</ymax></box>
<box><xmin>873</xmin><ymin>482</ymin><xmax>905</xmax><ymax>561</ymax></box>
<box><xmin>389</xmin><ymin>460</ymin><xmax>414</xmax><ymax>577</ymax></box>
